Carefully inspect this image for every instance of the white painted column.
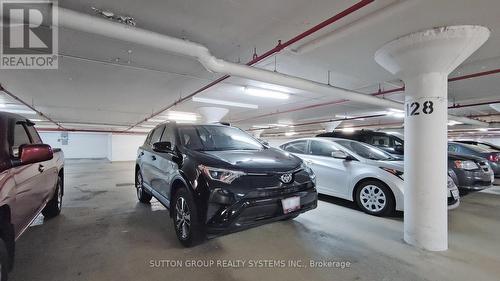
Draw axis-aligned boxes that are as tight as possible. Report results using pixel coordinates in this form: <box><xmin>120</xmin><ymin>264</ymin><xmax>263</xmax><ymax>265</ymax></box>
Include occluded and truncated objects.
<box><xmin>375</xmin><ymin>26</ymin><xmax>490</xmax><ymax>251</ymax></box>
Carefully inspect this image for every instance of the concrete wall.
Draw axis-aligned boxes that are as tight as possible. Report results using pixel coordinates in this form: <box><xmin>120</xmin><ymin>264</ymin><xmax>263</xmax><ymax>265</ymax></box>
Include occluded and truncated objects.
<box><xmin>39</xmin><ymin>132</ymin><xmax>146</xmax><ymax>161</ymax></box>
<box><xmin>108</xmin><ymin>134</ymin><xmax>147</xmax><ymax>162</ymax></box>
<box><xmin>40</xmin><ymin>132</ymin><xmax>109</xmax><ymax>159</ymax></box>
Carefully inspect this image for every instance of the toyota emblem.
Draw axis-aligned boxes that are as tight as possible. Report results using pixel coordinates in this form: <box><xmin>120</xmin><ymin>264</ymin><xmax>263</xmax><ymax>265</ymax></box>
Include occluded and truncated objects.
<box><xmin>280</xmin><ymin>173</ymin><xmax>293</xmax><ymax>184</ymax></box>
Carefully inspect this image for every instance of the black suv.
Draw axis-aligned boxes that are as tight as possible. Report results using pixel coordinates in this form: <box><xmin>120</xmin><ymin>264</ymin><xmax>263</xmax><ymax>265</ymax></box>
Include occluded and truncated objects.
<box><xmin>135</xmin><ymin>122</ymin><xmax>317</xmax><ymax>246</ymax></box>
<box><xmin>317</xmin><ymin>130</ymin><xmax>404</xmax><ymax>157</ymax></box>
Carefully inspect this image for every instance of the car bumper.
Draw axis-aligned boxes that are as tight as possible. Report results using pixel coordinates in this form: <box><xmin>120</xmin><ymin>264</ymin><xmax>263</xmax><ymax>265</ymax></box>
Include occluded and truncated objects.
<box><xmin>206</xmin><ymin>185</ymin><xmax>317</xmax><ymax>234</ymax></box>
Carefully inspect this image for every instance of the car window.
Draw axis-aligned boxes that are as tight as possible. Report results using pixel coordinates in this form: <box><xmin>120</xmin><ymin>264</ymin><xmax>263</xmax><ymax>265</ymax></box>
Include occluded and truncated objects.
<box><xmin>12</xmin><ymin>123</ymin><xmax>32</xmax><ymax>157</ymax></box>
<box><xmin>26</xmin><ymin>125</ymin><xmax>42</xmax><ymax>144</ymax></box>
<box><xmin>448</xmin><ymin>144</ymin><xmax>459</xmax><ymax>153</ymax></box>
<box><xmin>282</xmin><ymin>140</ymin><xmax>307</xmax><ymax>154</ymax></box>
<box><xmin>160</xmin><ymin>124</ymin><xmax>176</xmax><ymax>146</ymax></box>
<box><xmin>149</xmin><ymin>125</ymin><xmax>165</xmax><ymax>145</ymax></box>
<box><xmin>393</xmin><ymin>137</ymin><xmax>403</xmax><ymax>146</ymax></box>
<box><xmin>335</xmin><ymin>140</ymin><xmax>393</xmax><ymax>160</ymax></box>
<box><xmin>178</xmin><ymin>125</ymin><xmax>263</xmax><ymax>151</ymax></box>
<box><xmin>309</xmin><ymin>140</ymin><xmax>339</xmax><ymax>157</ymax></box>
<box><xmin>369</xmin><ymin>135</ymin><xmax>391</xmax><ymax>147</ymax></box>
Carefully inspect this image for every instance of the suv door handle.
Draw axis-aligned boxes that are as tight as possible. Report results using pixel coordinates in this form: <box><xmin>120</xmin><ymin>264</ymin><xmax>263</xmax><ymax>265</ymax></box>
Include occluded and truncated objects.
<box><xmin>38</xmin><ymin>164</ymin><xmax>45</xmax><ymax>173</ymax></box>
<box><xmin>151</xmin><ymin>155</ymin><xmax>156</xmax><ymax>161</ymax></box>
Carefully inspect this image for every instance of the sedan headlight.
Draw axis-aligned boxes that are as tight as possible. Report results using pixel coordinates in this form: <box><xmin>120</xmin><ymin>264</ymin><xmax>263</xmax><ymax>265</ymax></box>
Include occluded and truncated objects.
<box><xmin>380</xmin><ymin>167</ymin><xmax>404</xmax><ymax>180</ymax></box>
<box><xmin>454</xmin><ymin>160</ymin><xmax>479</xmax><ymax>170</ymax></box>
<box><xmin>198</xmin><ymin>165</ymin><xmax>246</xmax><ymax>184</ymax></box>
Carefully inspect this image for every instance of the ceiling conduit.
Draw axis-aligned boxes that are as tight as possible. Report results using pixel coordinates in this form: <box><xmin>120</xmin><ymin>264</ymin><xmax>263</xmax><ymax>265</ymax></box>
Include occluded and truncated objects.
<box><xmin>6</xmin><ymin>6</ymin><xmax>487</xmax><ymax>127</ymax></box>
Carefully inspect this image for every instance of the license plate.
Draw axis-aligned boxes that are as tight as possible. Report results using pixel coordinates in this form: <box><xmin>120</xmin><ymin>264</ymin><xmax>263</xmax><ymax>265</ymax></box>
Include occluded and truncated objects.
<box><xmin>282</xmin><ymin>196</ymin><xmax>301</xmax><ymax>214</ymax></box>
<box><xmin>451</xmin><ymin>190</ymin><xmax>459</xmax><ymax>200</ymax></box>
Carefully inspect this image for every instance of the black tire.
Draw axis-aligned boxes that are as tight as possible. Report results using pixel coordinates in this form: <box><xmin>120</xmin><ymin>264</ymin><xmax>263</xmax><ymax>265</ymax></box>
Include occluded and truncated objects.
<box><xmin>282</xmin><ymin>214</ymin><xmax>299</xmax><ymax>220</ymax></box>
<box><xmin>136</xmin><ymin>169</ymin><xmax>152</xmax><ymax>203</ymax></box>
<box><xmin>42</xmin><ymin>175</ymin><xmax>63</xmax><ymax>218</ymax></box>
<box><xmin>355</xmin><ymin>180</ymin><xmax>395</xmax><ymax>216</ymax></box>
<box><xmin>0</xmin><ymin>239</ymin><xmax>9</xmax><ymax>281</ymax></box>
<box><xmin>171</xmin><ymin>188</ymin><xmax>205</xmax><ymax>247</ymax></box>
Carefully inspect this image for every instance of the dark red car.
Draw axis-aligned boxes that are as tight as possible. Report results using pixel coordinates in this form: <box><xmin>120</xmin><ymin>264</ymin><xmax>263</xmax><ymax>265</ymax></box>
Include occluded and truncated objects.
<box><xmin>0</xmin><ymin>112</ymin><xmax>64</xmax><ymax>280</ymax></box>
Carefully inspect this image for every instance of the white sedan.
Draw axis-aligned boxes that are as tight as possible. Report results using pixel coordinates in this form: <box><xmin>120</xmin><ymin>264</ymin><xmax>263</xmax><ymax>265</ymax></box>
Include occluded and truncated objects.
<box><xmin>280</xmin><ymin>137</ymin><xmax>459</xmax><ymax>216</ymax></box>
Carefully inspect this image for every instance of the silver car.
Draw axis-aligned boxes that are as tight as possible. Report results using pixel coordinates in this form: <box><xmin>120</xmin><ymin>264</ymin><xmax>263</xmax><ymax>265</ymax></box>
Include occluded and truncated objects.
<box><xmin>280</xmin><ymin>137</ymin><xmax>460</xmax><ymax>216</ymax></box>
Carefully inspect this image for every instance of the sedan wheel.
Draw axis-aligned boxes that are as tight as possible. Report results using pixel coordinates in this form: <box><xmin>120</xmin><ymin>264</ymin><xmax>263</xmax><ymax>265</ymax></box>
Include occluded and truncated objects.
<box><xmin>360</xmin><ymin>185</ymin><xmax>386</xmax><ymax>212</ymax></box>
<box><xmin>356</xmin><ymin>180</ymin><xmax>395</xmax><ymax>216</ymax></box>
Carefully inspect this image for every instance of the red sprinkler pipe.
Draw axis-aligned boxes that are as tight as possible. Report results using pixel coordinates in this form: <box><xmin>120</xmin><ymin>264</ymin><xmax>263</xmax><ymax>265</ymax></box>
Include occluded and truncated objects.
<box><xmin>235</xmin><ymin>67</ymin><xmax>500</xmax><ymax>123</ymax></box>
<box><xmin>126</xmin><ymin>0</ymin><xmax>376</xmax><ymax>130</ymax></box>
<box><xmin>0</xmin><ymin>84</ymin><xmax>65</xmax><ymax>129</ymax></box>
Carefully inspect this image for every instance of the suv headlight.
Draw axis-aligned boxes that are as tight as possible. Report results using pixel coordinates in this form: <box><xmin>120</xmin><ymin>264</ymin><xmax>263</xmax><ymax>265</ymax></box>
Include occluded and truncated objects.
<box><xmin>198</xmin><ymin>165</ymin><xmax>246</xmax><ymax>184</ymax></box>
<box><xmin>454</xmin><ymin>160</ymin><xmax>479</xmax><ymax>170</ymax></box>
<box><xmin>301</xmin><ymin>162</ymin><xmax>316</xmax><ymax>183</ymax></box>
<box><xmin>380</xmin><ymin>167</ymin><xmax>404</xmax><ymax>180</ymax></box>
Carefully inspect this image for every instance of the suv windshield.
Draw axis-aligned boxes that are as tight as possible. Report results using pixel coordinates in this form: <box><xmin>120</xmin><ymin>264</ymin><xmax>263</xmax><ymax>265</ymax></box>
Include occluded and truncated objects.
<box><xmin>335</xmin><ymin>140</ymin><xmax>394</xmax><ymax>161</ymax></box>
<box><xmin>178</xmin><ymin>125</ymin><xmax>264</xmax><ymax>151</ymax></box>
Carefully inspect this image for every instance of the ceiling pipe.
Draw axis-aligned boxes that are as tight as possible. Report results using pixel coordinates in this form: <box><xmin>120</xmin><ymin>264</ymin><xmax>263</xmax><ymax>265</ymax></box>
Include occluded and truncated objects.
<box><xmin>291</xmin><ymin>0</ymin><xmax>416</xmax><ymax>54</ymax></box>
<box><xmin>235</xmin><ymin>67</ymin><xmax>500</xmax><ymax>125</ymax></box>
<box><xmin>0</xmin><ymin>84</ymin><xmax>64</xmax><ymax>129</ymax></box>
<box><xmin>15</xmin><ymin>7</ymin><xmax>410</xmax><ymax>120</ymax></box>
<box><xmin>124</xmin><ymin>0</ymin><xmax>376</xmax><ymax>130</ymax></box>
<box><xmin>36</xmin><ymin>127</ymin><xmax>147</xmax><ymax>135</ymax></box>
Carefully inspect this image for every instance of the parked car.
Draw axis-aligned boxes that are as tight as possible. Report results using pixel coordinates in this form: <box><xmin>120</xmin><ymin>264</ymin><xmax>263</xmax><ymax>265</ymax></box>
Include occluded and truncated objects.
<box><xmin>317</xmin><ymin>130</ymin><xmax>404</xmax><ymax>158</ymax></box>
<box><xmin>454</xmin><ymin>140</ymin><xmax>500</xmax><ymax>151</ymax></box>
<box><xmin>135</xmin><ymin>122</ymin><xmax>317</xmax><ymax>246</ymax></box>
<box><xmin>448</xmin><ymin>142</ymin><xmax>500</xmax><ymax>178</ymax></box>
<box><xmin>0</xmin><ymin>112</ymin><xmax>64</xmax><ymax>281</ymax></box>
<box><xmin>279</xmin><ymin>137</ymin><xmax>459</xmax><ymax>216</ymax></box>
<box><xmin>448</xmin><ymin>152</ymin><xmax>495</xmax><ymax>192</ymax></box>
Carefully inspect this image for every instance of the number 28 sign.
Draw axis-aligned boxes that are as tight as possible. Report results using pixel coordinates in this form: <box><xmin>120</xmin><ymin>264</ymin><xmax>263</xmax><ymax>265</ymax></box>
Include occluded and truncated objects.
<box><xmin>406</xmin><ymin>100</ymin><xmax>435</xmax><ymax>117</ymax></box>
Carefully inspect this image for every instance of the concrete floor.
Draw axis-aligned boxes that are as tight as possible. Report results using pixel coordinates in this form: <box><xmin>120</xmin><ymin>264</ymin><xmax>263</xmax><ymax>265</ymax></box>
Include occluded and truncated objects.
<box><xmin>9</xmin><ymin>160</ymin><xmax>500</xmax><ymax>281</ymax></box>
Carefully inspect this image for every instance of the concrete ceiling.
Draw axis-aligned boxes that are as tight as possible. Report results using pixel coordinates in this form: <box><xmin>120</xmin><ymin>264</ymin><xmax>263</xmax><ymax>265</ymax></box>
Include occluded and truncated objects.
<box><xmin>0</xmin><ymin>0</ymin><xmax>499</xmax><ymax>136</ymax></box>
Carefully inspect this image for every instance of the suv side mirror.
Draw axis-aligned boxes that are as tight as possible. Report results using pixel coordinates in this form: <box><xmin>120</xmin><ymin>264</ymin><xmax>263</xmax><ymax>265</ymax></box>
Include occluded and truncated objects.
<box><xmin>394</xmin><ymin>145</ymin><xmax>404</xmax><ymax>153</ymax></box>
<box><xmin>19</xmin><ymin>144</ymin><xmax>53</xmax><ymax>165</ymax></box>
<box><xmin>153</xmin><ymin>141</ymin><xmax>173</xmax><ymax>153</ymax></box>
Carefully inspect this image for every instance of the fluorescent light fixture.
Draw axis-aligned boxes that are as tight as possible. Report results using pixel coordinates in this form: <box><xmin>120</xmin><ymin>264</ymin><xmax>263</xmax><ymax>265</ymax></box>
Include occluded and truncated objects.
<box><xmin>163</xmin><ymin>111</ymin><xmax>198</xmax><ymax>121</ymax></box>
<box><xmin>147</xmin><ymin>118</ymin><xmax>167</xmax><ymax>123</ymax></box>
<box><xmin>193</xmin><ymin>97</ymin><xmax>258</xmax><ymax>109</ymax></box>
<box><xmin>269</xmin><ymin>123</ymin><xmax>290</xmax><ymax>127</ymax></box>
<box><xmin>389</xmin><ymin>112</ymin><xmax>405</xmax><ymax>118</ymax></box>
<box><xmin>29</xmin><ymin>119</ymin><xmax>45</xmax><ymax>122</ymax></box>
<box><xmin>284</xmin><ymin>131</ymin><xmax>297</xmax><ymax>136</ymax></box>
<box><xmin>478</xmin><ymin>128</ymin><xmax>489</xmax><ymax>132</ymax></box>
<box><xmin>448</xmin><ymin>120</ymin><xmax>463</xmax><ymax>126</ymax></box>
<box><xmin>388</xmin><ymin>108</ymin><xmax>404</xmax><ymax>113</ymax></box>
<box><xmin>140</xmin><ymin>124</ymin><xmax>156</xmax><ymax>128</ymax></box>
<box><xmin>2</xmin><ymin>109</ymin><xmax>37</xmax><ymax>114</ymax></box>
<box><xmin>252</xmin><ymin>125</ymin><xmax>270</xmax><ymax>129</ymax></box>
<box><xmin>244</xmin><ymin>87</ymin><xmax>289</xmax><ymax>100</ymax></box>
<box><xmin>335</xmin><ymin>114</ymin><xmax>365</xmax><ymax>120</ymax></box>
<box><xmin>0</xmin><ymin>103</ymin><xmax>5</xmax><ymax>108</ymax></box>
<box><xmin>341</xmin><ymin>127</ymin><xmax>356</xmax><ymax>133</ymax></box>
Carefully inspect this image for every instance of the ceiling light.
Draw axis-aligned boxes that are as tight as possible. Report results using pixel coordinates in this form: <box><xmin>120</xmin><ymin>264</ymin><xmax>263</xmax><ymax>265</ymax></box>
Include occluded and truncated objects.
<box><xmin>193</xmin><ymin>97</ymin><xmax>258</xmax><ymax>109</ymax></box>
<box><xmin>448</xmin><ymin>120</ymin><xmax>463</xmax><ymax>126</ymax></box>
<box><xmin>478</xmin><ymin>128</ymin><xmax>489</xmax><ymax>132</ymax></box>
<box><xmin>285</xmin><ymin>132</ymin><xmax>297</xmax><ymax>136</ymax></box>
<box><xmin>163</xmin><ymin>111</ymin><xmax>198</xmax><ymax>121</ymax></box>
<box><xmin>2</xmin><ymin>109</ymin><xmax>37</xmax><ymax>114</ymax></box>
<box><xmin>140</xmin><ymin>124</ymin><xmax>156</xmax><ymax>128</ymax></box>
<box><xmin>252</xmin><ymin>125</ymin><xmax>270</xmax><ymax>129</ymax></box>
<box><xmin>335</xmin><ymin>114</ymin><xmax>365</xmax><ymax>120</ymax></box>
<box><xmin>244</xmin><ymin>87</ymin><xmax>289</xmax><ymax>100</ymax></box>
<box><xmin>269</xmin><ymin>123</ymin><xmax>290</xmax><ymax>127</ymax></box>
<box><xmin>29</xmin><ymin>119</ymin><xmax>45</xmax><ymax>122</ymax></box>
<box><xmin>388</xmin><ymin>112</ymin><xmax>405</xmax><ymax>118</ymax></box>
<box><xmin>341</xmin><ymin>127</ymin><xmax>356</xmax><ymax>133</ymax></box>
<box><xmin>388</xmin><ymin>108</ymin><xmax>404</xmax><ymax>113</ymax></box>
<box><xmin>147</xmin><ymin>118</ymin><xmax>167</xmax><ymax>123</ymax></box>
<box><xmin>0</xmin><ymin>103</ymin><xmax>5</xmax><ymax>108</ymax></box>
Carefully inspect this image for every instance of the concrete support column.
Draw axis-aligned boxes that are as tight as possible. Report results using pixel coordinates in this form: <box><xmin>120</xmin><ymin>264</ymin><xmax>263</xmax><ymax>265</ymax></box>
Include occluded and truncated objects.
<box><xmin>375</xmin><ymin>26</ymin><xmax>490</xmax><ymax>251</ymax></box>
